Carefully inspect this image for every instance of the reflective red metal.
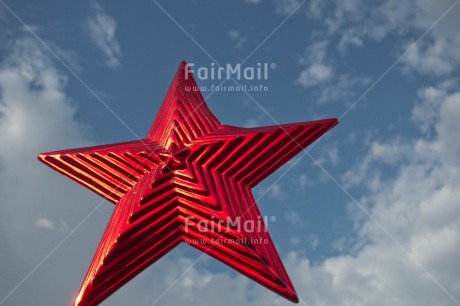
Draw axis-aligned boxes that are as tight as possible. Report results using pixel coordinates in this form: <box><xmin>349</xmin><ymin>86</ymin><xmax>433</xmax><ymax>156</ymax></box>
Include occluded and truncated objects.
<box><xmin>38</xmin><ymin>62</ymin><xmax>338</xmax><ymax>305</ymax></box>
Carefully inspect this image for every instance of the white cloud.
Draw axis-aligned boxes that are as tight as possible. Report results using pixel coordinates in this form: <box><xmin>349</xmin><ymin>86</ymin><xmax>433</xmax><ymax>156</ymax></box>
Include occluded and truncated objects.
<box><xmin>294</xmin><ymin>0</ymin><xmax>460</xmax><ymax>108</ymax></box>
<box><xmin>297</xmin><ymin>174</ymin><xmax>309</xmax><ymax>188</ymax></box>
<box><xmin>243</xmin><ymin>118</ymin><xmax>260</xmax><ymax>127</ymax></box>
<box><xmin>228</xmin><ymin>30</ymin><xmax>247</xmax><ymax>49</ymax></box>
<box><xmin>297</xmin><ymin>40</ymin><xmax>332</xmax><ymax>88</ymax></box>
<box><xmin>332</xmin><ymin>86</ymin><xmax>460</xmax><ymax>305</ymax></box>
<box><xmin>84</xmin><ymin>3</ymin><xmax>122</xmax><ymax>69</ymax></box>
<box><xmin>289</xmin><ymin>237</ymin><xmax>301</xmax><ymax>247</ymax></box>
<box><xmin>36</xmin><ymin>217</ymin><xmax>70</xmax><ymax>234</ymax></box>
<box><xmin>297</xmin><ymin>68</ymin><xmax>370</xmax><ymax>104</ymax></box>
<box><xmin>305</xmin><ymin>0</ymin><xmax>324</xmax><ymax>20</ymax></box>
<box><xmin>275</xmin><ymin>0</ymin><xmax>302</xmax><ymax>16</ymax></box>
<box><xmin>402</xmin><ymin>33</ymin><xmax>460</xmax><ymax>77</ymax></box>
<box><xmin>0</xmin><ymin>37</ymin><xmax>102</xmax><ymax>305</ymax></box>
<box><xmin>269</xmin><ymin>182</ymin><xmax>285</xmax><ymax>199</ymax></box>
<box><xmin>304</xmin><ymin>0</ymin><xmax>460</xmax><ymax>76</ymax></box>
<box><xmin>0</xmin><ymin>38</ymin><xmax>91</xmax><ymax>173</ymax></box>
<box><xmin>296</xmin><ymin>40</ymin><xmax>370</xmax><ymax>104</ymax></box>
<box><xmin>316</xmin><ymin>143</ymin><xmax>339</xmax><ymax>166</ymax></box>
<box><xmin>244</xmin><ymin>0</ymin><xmax>262</xmax><ymax>4</ymax></box>
<box><xmin>308</xmin><ymin>233</ymin><xmax>319</xmax><ymax>249</ymax></box>
<box><xmin>412</xmin><ymin>86</ymin><xmax>447</xmax><ymax>134</ymax></box>
<box><xmin>284</xmin><ymin>211</ymin><xmax>303</xmax><ymax>227</ymax></box>
<box><xmin>298</xmin><ymin>63</ymin><xmax>332</xmax><ymax>88</ymax></box>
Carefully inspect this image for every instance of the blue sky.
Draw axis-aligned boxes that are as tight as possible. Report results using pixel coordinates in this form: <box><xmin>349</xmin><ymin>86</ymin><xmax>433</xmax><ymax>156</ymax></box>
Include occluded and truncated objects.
<box><xmin>0</xmin><ymin>0</ymin><xmax>460</xmax><ymax>305</ymax></box>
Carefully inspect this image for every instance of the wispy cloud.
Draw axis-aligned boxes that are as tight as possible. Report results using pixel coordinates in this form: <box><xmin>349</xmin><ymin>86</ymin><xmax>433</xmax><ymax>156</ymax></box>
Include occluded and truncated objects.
<box><xmin>303</xmin><ymin>0</ymin><xmax>460</xmax><ymax>76</ymax></box>
<box><xmin>297</xmin><ymin>40</ymin><xmax>332</xmax><ymax>88</ymax></box>
<box><xmin>36</xmin><ymin>217</ymin><xmax>70</xmax><ymax>234</ymax></box>
<box><xmin>244</xmin><ymin>0</ymin><xmax>262</xmax><ymax>5</ymax></box>
<box><xmin>295</xmin><ymin>0</ymin><xmax>460</xmax><ymax>106</ymax></box>
<box><xmin>84</xmin><ymin>3</ymin><xmax>122</xmax><ymax>69</ymax></box>
<box><xmin>284</xmin><ymin>211</ymin><xmax>304</xmax><ymax>227</ymax></box>
<box><xmin>228</xmin><ymin>30</ymin><xmax>247</xmax><ymax>49</ymax></box>
<box><xmin>275</xmin><ymin>0</ymin><xmax>302</xmax><ymax>16</ymax></box>
<box><xmin>297</xmin><ymin>40</ymin><xmax>370</xmax><ymax>104</ymax></box>
<box><xmin>298</xmin><ymin>63</ymin><xmax>332</xmax><ymax>88</ymax></box>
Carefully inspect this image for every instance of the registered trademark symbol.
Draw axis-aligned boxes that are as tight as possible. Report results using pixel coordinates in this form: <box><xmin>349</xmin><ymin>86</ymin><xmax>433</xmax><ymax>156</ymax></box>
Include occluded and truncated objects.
<box><xmin>270</xmin><ymin>63</ymin><xmax>276</xmax><ymax>69</ymax></box>
<box><xmin>270</xmin><ymin>216</ymin><xmax>276</xmax><ymax>222</ymax></box>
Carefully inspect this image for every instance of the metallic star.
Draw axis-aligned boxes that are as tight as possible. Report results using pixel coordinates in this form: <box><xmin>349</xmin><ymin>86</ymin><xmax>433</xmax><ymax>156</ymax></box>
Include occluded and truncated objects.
<box><xmin>38</xmin><ymin>62</ymin><xmax>338</xmax><ymax>305</ymax></box>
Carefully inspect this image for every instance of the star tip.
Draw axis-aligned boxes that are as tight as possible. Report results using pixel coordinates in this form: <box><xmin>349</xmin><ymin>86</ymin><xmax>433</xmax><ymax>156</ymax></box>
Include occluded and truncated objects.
<box><xmin>329</xmin><ymin>117</ymin><xmax>339</xmax><ymax>124</ymax></box>
<box><xmin>283</xmin><ymin>285</ymin><xmax>299</xmax><ymax>303</ymax></box>
<box><xmin>176</xmin><ymin>61</ymin><xmax>192</xmax><ymax>80</ymax></box>
<box><xmin>179</xmin><ymin>60</ymin><xmax>189</xmax><ymax>69</ymax></box>
<box><xmin>286</xmin><ymin>292</ymin><xmax>300</xmax><ymax>304</ymax></box>
<box><xmin>323</xmin><ymin>117</ymin><xmax>339</xmax><ymax>128</ymax></box>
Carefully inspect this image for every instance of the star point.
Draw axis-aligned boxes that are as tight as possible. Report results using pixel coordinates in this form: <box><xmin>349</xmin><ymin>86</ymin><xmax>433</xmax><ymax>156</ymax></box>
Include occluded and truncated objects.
<box><xmin>38</xmin><ymin>61</ymin><xmax>338</xmax><ymax>305</ymax></box>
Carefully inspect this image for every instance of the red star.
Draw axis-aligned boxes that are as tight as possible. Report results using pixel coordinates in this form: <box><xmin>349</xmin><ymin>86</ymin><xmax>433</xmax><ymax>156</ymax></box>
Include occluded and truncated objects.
<box><xmin>38</xmin><ymin>62</ymin><xmax>338</xmax><ymax>305</ymax></box>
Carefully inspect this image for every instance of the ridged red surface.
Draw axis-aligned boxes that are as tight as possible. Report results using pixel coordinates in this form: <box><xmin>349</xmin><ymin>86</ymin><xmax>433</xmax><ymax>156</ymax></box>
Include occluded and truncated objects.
<box><xmin>38</xmin><ymin>62</ymin><xmax>338</xmax><ymax>305</ymax></box>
